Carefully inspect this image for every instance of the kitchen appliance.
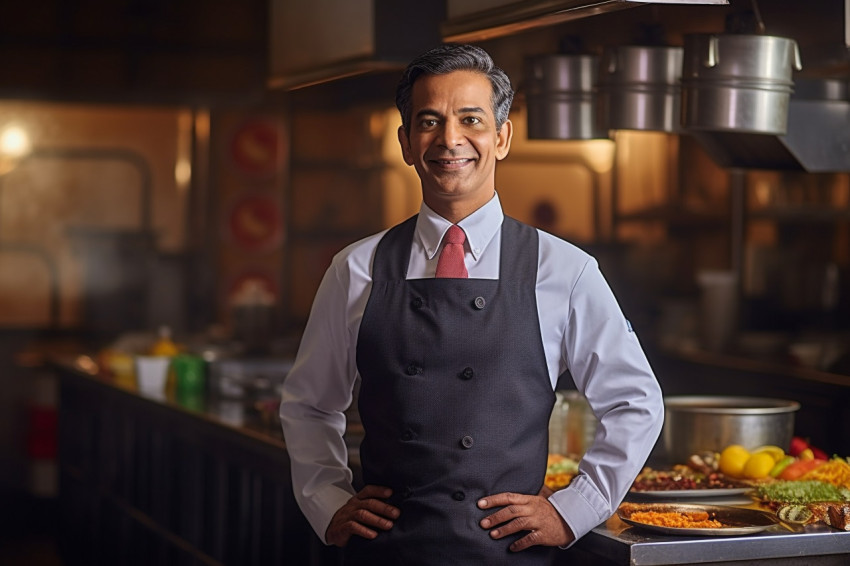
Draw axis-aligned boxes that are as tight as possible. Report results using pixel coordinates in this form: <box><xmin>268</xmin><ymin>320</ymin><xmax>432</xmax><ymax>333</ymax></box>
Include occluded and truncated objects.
<box><xmin>662</xmin><ymin>396</ymin><xmax>800</xmax><ymax>464</ymax></box>
<box><xmin>596</xmin><ymin>45</ymin><xmax>684</xmax><ymax>132</ymax></box>
<box><xmin>689</xmin><ymin>77</ymin><xmax>850</xmax><ymax>171</ymax></box>
<box><xmin>525</xmin><ymin>54</ymin><xmax>605</xmax><ymax>140</ymax></box>
<box><xmin>442</xmin><ymin>0</ymin><xmax>729</xmax><ymax>43</ymax></box>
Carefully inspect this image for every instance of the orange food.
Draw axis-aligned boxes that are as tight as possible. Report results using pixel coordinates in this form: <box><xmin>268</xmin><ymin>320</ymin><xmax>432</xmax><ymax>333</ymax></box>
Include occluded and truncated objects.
<box><xmin>629</xmin><ymin>510</ymin><xmax>722</xmax><ymax>529</ymax></box>
<box><xmin>778</xmin><ymin>459</ymin><xmax>826</xmax><ymax>481</ymax></box>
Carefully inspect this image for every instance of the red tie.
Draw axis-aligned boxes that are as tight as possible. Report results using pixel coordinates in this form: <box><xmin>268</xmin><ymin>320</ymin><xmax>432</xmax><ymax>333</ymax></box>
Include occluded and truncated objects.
<box><xmin>435</xmin><ymin>225</ymin><xmax>468</xmax><ymax>278</ymax></box>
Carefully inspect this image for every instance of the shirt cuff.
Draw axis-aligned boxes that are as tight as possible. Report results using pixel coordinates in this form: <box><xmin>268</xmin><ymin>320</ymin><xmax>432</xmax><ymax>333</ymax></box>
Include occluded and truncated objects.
<box><xmin>305</xmin><ymin>482</ymin><xmax>357</xmax><ymax>545</ymax></box>
<box><xmin>548</xmin><ymin>474</ymin><xmax>609</xmax><ymax>548</ymax></box>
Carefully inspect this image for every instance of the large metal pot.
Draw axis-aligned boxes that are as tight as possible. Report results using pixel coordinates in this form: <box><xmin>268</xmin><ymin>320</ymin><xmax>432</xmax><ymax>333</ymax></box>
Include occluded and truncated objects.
<box><xmin>596</xmin><ymin>45</ymin><xmax>684</xmax><ymax>132</ymax></box>
<box><xmin>524</xmin><ymin>54</ymin><xmax>605</xmax><ymax>140</ymax></box>
<box><xmin>662</xmin><ymin>396</ymin><xmax>800</xmax><ymax>464</ymax></box>
<box><xmin>681</xmin><ymin>33</ymin><xmax>802</xmax><ymax>135</ymax></box>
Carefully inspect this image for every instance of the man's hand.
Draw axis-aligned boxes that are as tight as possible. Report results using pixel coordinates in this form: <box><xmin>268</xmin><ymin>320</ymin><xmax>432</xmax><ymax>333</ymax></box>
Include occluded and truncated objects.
<box><xmin>477</xmin><ymin>492</ymin><xmax>575</xmax><ymax>552</ymax></box>
<box><xmin>326</xmin><ymin>485</ymin><xmax>400</xmax><ymax>547</ymax></box>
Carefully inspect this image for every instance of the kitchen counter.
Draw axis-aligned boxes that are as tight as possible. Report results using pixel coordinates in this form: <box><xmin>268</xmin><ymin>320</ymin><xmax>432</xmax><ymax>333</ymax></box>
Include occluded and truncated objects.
<box><xmin>576</xmin><ymin>505</ymin><xmax>850</xmax><ymax>565</ymax></box>
<box><xmin>50</xmin><ymin>354</ymin><xmax>348</xmax><ymax>566</ymax></box>
<box><xmin>50</xmin><ymin>354</ymin><xmax>850</xmax><ymax>566</ymax></box>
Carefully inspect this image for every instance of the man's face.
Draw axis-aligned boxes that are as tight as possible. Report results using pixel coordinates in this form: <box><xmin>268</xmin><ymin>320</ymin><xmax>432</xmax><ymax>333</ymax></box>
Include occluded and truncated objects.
<box><xmin>398</xmin><ymin>70</ymin><xmax>512</xmax><ymax>217</ymax></box>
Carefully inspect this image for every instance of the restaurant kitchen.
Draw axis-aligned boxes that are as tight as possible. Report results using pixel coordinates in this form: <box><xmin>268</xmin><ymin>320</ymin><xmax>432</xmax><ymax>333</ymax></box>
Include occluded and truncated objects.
<box><xmin>1</xmin><ymin>0</ymin><xmax>850</xmax><ymax>564</ymax></box>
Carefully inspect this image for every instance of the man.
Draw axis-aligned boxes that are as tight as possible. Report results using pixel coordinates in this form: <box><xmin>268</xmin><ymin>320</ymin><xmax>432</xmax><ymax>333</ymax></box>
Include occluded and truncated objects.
<box><xmin>280</xmin><ymin>43</ymin><xmax>663</xmax><ymax>565</ymax></box>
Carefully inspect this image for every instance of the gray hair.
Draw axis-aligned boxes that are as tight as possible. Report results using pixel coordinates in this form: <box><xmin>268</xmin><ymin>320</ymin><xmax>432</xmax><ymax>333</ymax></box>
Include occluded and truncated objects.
<box><xmin>395</xmin><ymin>44</ymin><xmax>514</xmax><ymax>134</ymax></box>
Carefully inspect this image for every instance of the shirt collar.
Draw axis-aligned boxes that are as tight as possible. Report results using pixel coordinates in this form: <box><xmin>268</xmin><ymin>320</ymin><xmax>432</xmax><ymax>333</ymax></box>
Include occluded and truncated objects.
<box><xmin>416</xmin><ymin>193</ymin><xmax>504</xmax><ymax>261</ymax></box>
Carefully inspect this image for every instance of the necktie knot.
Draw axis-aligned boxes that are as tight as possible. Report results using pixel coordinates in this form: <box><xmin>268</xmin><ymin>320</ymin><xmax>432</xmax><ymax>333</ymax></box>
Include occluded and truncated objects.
<box><xmin>435</xmin><ymin>225</ymin><xmax>468</xmax><ymax>278</ymax></box>
<box><xmin>444</xmin><ymin>225</ymin><xmax>466</xmax><ymax>245</ymax></box>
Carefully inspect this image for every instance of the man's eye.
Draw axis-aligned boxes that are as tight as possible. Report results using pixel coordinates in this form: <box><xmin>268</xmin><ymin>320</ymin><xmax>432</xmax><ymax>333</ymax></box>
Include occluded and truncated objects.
<box><xmin>421</xmin><ymin>119</ymin><xmax>438</xmax><ymax>128</ymax></box>
<box><xmin>463</xmin><ymin>116</ymin><xmax>481</xmax><ymax>125</ymax></box>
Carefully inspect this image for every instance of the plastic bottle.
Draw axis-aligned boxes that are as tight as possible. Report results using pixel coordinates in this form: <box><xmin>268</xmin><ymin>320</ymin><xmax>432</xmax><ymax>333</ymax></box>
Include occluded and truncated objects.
<box><xmin>151</xmin><ymin>326</ymin><xmax>180</xmax><ymax>357</ymax></box>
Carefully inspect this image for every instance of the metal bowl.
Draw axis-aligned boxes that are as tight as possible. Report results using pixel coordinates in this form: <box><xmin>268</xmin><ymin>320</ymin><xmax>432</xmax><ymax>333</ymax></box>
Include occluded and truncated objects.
<box><xmin>662</xmin><ymin>396</ymin><xmax>800</xmax><ymax>465</ymax></box>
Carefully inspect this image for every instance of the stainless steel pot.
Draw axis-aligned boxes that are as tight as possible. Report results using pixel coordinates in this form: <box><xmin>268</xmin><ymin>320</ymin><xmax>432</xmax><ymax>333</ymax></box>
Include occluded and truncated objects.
<box><xmin>662</xmin><ymin>396</ymin><xmax>800</xmax><ymax>464</ymax></box>
<box><xmin>681</xmin><ymin>34</ymin><xmax>802</xmax><ymax>135</ymax></box>
<box><xmin>596</xmin><ymin>45</ymin><xmax>684</xmax><ymax>132</ymax></box>
<box><xmin>525</xmin><ymin>54</ymin><xmax>605</xmax><ymax>140</ymax></box>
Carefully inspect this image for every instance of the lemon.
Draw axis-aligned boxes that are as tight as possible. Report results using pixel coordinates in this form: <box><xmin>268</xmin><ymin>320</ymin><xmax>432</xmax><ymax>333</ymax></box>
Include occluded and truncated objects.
<box><xmin>752</xmin><ymin>445</ymin><xmax>785</xmax><ymax>463</ymax></box>
<box><xmin>719</xmin><ymin>445</ymin><xmax>751</xmax><ymax>478</ymax></box>
<box><xmin>742</xmin><ymin>452</ymin><xmax>776</xmax><ymax>479</ymax></box>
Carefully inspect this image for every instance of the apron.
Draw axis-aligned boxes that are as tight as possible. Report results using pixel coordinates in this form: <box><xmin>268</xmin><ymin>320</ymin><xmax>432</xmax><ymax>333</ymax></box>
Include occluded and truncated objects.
<box><xmin>348</xmin><ymin>215</ymin><xmax>555</xmax><ymax>565</ymax></box>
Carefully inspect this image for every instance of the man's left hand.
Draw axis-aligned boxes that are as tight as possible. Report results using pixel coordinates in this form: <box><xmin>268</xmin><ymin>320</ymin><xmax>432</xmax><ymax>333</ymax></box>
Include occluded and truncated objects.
<box><xmin>477</xmin><ymin>492</ymin><xmax>574</xmax><ymax>551</ymax></box>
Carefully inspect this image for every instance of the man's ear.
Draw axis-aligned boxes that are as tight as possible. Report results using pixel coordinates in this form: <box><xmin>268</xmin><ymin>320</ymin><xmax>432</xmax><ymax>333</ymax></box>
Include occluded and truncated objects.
<box><xmin>397</xmin><ymin>126</ymin><xmax>414</xmax><ymax>166</ymax></box>
<box><xmin>495</xmin><ymin>119</ymin><xmax>513</xmax><ymax>161</ymax></box>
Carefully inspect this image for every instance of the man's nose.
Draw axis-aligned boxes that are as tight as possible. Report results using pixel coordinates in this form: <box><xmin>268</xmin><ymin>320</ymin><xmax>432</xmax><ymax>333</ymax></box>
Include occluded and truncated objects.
<box><xmin>438</xmin><ymin>121</ymin><xmax>464</xmax><ymax>147</ymax></box>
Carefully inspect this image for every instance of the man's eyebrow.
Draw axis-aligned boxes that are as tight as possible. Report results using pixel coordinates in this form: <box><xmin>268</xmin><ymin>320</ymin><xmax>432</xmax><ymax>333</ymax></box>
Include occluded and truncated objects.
<box><xmin>457</xmin><ymin>106</ymin><xmax>486</xmax><ymax>114</ymax></box>
<box><xmin>415</xmin><ymin>109</ymin><xmax>443</xmax><ymax>120</ymax></box>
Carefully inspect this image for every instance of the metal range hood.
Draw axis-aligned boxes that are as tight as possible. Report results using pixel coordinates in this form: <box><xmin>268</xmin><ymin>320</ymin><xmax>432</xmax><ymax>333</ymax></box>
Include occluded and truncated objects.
<box><xmin>687</xmin><ymin>78</ymin><xmax>850</xmax><ymax>172</ymax></box>
<box><xmin>268</xmin><ymin>0</ymin><xmax>445</xmax><ymax>91</ymax></box>
<box><xmin>681</xmin><ymin>0</ymin><xmax>850</xmax><ymax>172</ymax></box>
<box><xmin>443</xmin><ymin>0</ymin><xmax>728</xmax><ymax>43</ymax></box>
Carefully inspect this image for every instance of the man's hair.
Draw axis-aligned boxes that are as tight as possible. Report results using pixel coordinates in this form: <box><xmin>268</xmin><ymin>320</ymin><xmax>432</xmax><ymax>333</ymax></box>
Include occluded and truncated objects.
<box><xmin>395</xmin><ymin>43</ymin><xmax>515</xmax><ymax>134</ymax></box>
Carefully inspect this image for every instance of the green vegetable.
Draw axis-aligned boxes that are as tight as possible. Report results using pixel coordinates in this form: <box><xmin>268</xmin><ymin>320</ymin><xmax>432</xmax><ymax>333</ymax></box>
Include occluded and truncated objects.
<box><xmin>754</xmin><ymin>480</ymin><xmax>850</xmax><ymax>504</ymax></box>
<box><xmin>769</xmin><ymin>456</ymin><xmax>795</xmax><ymax>478</ymax></box>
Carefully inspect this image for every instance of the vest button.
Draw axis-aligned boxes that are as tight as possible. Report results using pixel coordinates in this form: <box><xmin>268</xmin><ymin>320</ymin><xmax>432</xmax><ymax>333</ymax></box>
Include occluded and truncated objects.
<box><xmin>401</xmin><ymin>429</ymin><xmax>415</xmax><ymax>441</ymax></box>
<box><xmin>452</xmin><ymin>491</ymin><xmax>466</xmax><ymax>501</ymax></box>
<box><xmin>403</xmin><ymin>487</ymin><xmax>413</xmax><ymax>499</ymax></box>
<box><xmin>473</xmin><ymin>296</ymin><xmax>486</xmax><ymax>310</ymax></box>
<box><xmin>411</xmin><ymin>297</ymin><xmax>424</xmax><ymax>309</ymax></box>
<box><xmin>460</xmin><ymin>435</ymin><xmax>474</xmax><ymax>449</ymax></box>
<box><xmin>460</xmin><ymin>367</ymin><xmax>474</xmax><ymax>380</ymax></box>
<box><xmin>405</xmin><ymin>364</ymin><xmax>422</xmax><ymax>376</ymax></box>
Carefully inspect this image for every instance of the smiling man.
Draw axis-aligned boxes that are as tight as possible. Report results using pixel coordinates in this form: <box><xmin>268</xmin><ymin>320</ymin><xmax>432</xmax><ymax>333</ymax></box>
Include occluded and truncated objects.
<box><xmin>280</xmin><ymin>44</ymin><xmax>664</xmax><ymax>565</ymax></box>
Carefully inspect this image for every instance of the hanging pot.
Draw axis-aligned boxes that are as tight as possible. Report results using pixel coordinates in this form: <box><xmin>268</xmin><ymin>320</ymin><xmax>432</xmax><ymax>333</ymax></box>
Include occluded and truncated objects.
<box><xmin>524</xmin><ymin>54</ymin><xmax>605</xmax><ymax>140</ymax></box>
<box><xmin>596</xmin><ymin>45</ymin><xmax>684</xmax><ymax>132</ymax></box>
<box><xmin>681</xmin><ymin>33</ymin><xmax>802</xmax><ymax>135</ymax></box>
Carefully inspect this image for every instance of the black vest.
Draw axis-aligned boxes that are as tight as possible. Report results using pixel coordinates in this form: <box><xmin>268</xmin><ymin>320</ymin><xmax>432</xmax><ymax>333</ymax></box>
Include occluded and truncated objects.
<box><xmin>349</xmin><ymin>215</ymin><xmax>555</xmax><ymax>565</ymax></box>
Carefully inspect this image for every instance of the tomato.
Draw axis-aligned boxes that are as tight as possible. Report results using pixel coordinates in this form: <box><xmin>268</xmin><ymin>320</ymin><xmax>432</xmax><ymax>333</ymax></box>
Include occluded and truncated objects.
<box><xmin>789</xmin><ymin>436</ymin><xmax>809</xmax><ymax>457</ymax></box>
<box><xmin>778</xmin><ymin>458</ymin><xmax>826</xmax><ymax>480</ymax></box>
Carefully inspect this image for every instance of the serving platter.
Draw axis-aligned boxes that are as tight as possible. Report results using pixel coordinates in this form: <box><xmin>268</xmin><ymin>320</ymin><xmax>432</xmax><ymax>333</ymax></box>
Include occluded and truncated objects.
<box><xmin>629</xmin><ymin>487</ymin><xmax>752</xmax><ymax>499</ymax></box>
<box><xmin>617</xmin><ymin>503</ymin><xmax>778</xmax><ymax>536</ymax></box>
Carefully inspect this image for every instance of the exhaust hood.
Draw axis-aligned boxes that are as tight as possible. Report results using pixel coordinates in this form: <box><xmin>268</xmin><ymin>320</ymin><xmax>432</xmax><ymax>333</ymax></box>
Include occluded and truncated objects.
<box><xmin>683</xmin><ymin>1</ymin><xmax>850</xmax><ymax>171</ymax></box>
<box><xmin>687</xmin><ymin>78</ymin><xmax>850</xmax><ymax>172</ymax></box>
<box><xmin>443</xmin><ymin>0</ymin><xmax>729</xmax><ymax>43</ymax></box>
<box><xmin>268</xmin><ymin>0</ymin><xmax>445</xmax><ymax>91</ymax></box>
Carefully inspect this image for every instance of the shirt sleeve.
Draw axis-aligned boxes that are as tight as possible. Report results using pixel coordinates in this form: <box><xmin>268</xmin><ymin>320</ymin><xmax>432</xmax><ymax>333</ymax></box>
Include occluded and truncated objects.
<box><xmin>548</xmin><ymin>258</ymin><xmax>664</xmax><ymax>544</ymax></box>
<box><xmin>279</xmin><ymin>258</ymin><xmax>360</xmax><ymax>543</ymax></box>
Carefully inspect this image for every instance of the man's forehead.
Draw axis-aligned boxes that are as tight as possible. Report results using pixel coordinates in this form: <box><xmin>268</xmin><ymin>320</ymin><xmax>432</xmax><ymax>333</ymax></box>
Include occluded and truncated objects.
<box><xmin>410</xmin><ymin>71</ymin><xmax>493</xmax><ymax>113</ymax></box>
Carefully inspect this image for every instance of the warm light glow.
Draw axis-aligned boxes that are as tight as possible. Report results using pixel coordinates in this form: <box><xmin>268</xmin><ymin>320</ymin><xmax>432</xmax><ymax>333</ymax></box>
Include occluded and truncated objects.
<box><xmin>174</xmin><ymin>111</ymin><xmax>193</xmax><ymax>193</ymax></box>
<box><xmin>0</xmin><ymin>124</ymin><xmax>31</xmax><ymax>158</ymax></box>
<box><xmin>580</xmin><ymin>139</ymin><xmax>616</xmax><ymax>173</ymax></box>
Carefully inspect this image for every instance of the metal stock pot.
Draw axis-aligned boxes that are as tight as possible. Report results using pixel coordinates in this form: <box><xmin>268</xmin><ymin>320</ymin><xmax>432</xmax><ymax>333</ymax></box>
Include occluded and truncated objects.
<box><xmin>662</xmin><ymin>396</ymin><xmax>800</xmax><ymax>464</ymax></box>
<box><xmin>681</xmin><ymin>33</ymin><xmax>802</xmax><ymax>135</ymax></box>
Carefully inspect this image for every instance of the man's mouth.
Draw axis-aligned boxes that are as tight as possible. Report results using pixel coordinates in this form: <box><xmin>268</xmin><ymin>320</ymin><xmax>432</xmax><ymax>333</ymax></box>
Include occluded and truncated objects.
<box><xmin>430</xmin><ymin>157</ymin><xmax>475</xmax><ymax>166</ymax></box>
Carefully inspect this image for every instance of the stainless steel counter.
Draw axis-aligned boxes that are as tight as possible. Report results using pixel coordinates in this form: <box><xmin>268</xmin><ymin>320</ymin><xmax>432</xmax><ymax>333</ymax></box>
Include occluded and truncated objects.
<box><xmin>576</xmin><ymin>506</ymin><xmax>850</xmax><ymax>565</ymax></box>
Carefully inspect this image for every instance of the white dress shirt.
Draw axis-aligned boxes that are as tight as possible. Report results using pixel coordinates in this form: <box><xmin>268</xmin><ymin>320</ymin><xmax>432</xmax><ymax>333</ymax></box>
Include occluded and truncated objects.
<box><xmin>280</xmin><ymin>192</ymin><xmax>664</xmax><ymax>546</ymax></box>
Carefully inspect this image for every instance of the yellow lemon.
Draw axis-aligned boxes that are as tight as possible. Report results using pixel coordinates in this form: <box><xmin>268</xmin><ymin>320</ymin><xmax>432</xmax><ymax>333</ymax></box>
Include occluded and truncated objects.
<box><xmin>719</xmin><ymin>445</ymin><xmax>751</xmax><ymax>478</ymax></box>
<box><xmin>742</xmin><ymin>452</ymin><xmax>776</xmax><ymax>479</ymax></box>
<box><xmin>752</xmin><ymin>445</ymin><xmax>785</xmax><ymax>463</ymax></box>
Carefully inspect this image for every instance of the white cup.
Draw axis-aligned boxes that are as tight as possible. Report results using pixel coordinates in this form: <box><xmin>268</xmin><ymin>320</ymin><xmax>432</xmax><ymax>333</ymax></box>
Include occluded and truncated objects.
<box><xmin>135</xmin><ymin>355</ymin><xmax>171</xmax><ymax>397</ymax></box>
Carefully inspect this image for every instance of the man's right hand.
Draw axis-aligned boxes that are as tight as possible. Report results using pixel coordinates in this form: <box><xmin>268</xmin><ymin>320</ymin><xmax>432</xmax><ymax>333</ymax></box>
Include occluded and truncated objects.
<box><xmin>326</xmin><ymin>485</ymin><xmax>400</xmax><ymax>547</ymax></box>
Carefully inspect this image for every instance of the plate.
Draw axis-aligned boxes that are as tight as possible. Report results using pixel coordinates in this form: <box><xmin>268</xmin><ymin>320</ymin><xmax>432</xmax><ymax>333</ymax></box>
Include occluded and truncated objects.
<box><xmin>618</xmin><ymin>503</ymin><xmax>778</xmax><ymax>536</ymax></box>
<box><xmin>629</xmin><ymin>487</ymin><xmax>752</xmax><ymax>498</ymax></box>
